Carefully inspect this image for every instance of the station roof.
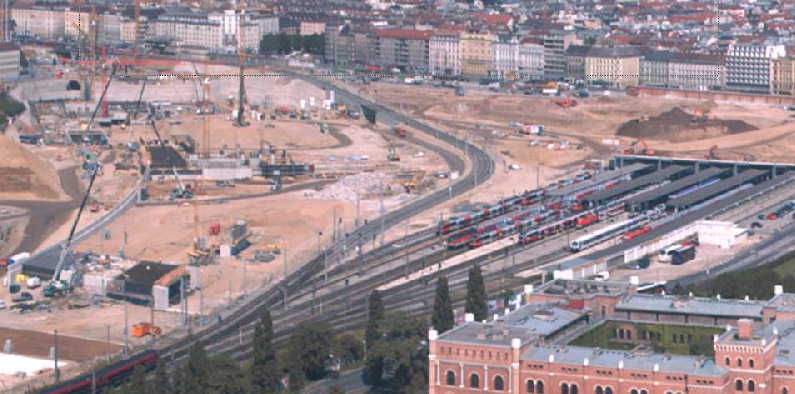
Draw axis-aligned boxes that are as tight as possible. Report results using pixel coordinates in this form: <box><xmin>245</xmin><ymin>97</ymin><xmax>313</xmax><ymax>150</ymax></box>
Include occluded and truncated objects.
<box><xmin>547</xmin><ymin>172</ymin><xmax>795</xmax><ymax>273</ymax></box>
<box><xmin>666</xmin><ymin>169</ymin><xmax>766</xmax><ymax>209</ymax></box>
<box><xmin>624</xmin><ymin>167</ymin><xmax>730</xmax><ymax>208</ymax></box>
<box><xmin>615</xmin><ymin>293</ymin><xmax>765</xmax><ymax>319</ymax></box>
<box><xmin>548</xmin><ymin>163</ymin><xmax>652</xmax><ymax>198</ymax></box>
<box><xmin>583</xmin><ymin>165</ymin><xmax>689</xmax><ymax>203</ymax></box>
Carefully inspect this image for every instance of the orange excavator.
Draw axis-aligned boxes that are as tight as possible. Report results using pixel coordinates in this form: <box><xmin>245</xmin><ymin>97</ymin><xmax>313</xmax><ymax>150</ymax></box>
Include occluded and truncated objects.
<box><xmin>554</xmin><ymin>97</ymin><xmax>577</xmax><ymax>108</ymax></box>
<box><xmin>625</xmin><ymin>139</ymin><xmax>655</xmax><ymax>156</ymax></box>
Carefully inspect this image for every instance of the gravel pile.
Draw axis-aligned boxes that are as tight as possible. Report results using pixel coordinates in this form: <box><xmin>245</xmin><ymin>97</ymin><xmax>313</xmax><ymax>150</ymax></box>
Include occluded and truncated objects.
<box><xmin>314</xmin><ymin>173</ymin><xmax>393</xmax><ymax>201</ymax></box>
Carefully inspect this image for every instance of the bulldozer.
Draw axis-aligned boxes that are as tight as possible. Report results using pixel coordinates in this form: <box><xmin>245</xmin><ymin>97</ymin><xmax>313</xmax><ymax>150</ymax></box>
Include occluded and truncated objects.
<box><xmin>387</xmin><ymin>146</ymin><xmax>400</xmax><ymax>162</ymax></box>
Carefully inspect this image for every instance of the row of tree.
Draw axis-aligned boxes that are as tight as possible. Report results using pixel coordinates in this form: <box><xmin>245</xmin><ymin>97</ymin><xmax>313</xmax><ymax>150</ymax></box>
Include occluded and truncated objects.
<box><xmin>110</xmin><ymin>263</ymin><xmax>491</xmax><ymax>393</ymax></box>
<box><xmin>259</xmin><ymin>33</ymin><xmax>324</xmax><ymax>55</ymax></box>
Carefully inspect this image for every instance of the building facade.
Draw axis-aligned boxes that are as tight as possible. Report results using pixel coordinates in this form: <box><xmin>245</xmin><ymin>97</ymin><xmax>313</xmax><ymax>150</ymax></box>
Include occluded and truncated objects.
<box><xmin>771</xmin><ymin>56</ymin><xmax>795</xmax><ymax>95</ymax></box>
<box><xmin>640</xmin><ymin>50</ymin><xmax>670</xmax><ymax>87</ymax></box>
<box><xmin>300</xmin><ymin>21</ymin><xmax>326</xmax><ymax>36</ymax></box>
<box><xmin>0</xmin><ymin>43</ymin><xmax>20</xmax><ymax>80</ymax></box>
<box><xmin>429</xmin><ymin>32</ymin><xmax>461</xmax><ymax>76</ymax></box>
<box><xmin>565</xmin><ymin>45</ymin><xmax>590</xmax><ymax>82</ymax></box>
<box><xmin>460</xmin><ymin>31</ymin><xmax>495</xmax><ymax>78</ymax></box>
<box><xmin>373</xmin><ymin>29</ymin><xmax>431</xmax><ymax>73</ymax></box>
<box><xmin>544</xmin><ymin>31</ymin><xmax>578</xmax><ymax>80</ymax></box>
<box><xmin>518</xmin><ymin>39</ymin><xmax>544</xmax><ymax>80</ymax></box>
<box><xmin>492</xmin><ymin>35</ymin><xmax>519</xmax><ymax>79</ymax></box>
<box><xmin>11</xmin><ymin>4</ymin><xmax>66</xmax><ymax>39</ymax></box>
<box><xmin>668</xmin><ymin>54</ymin><xmax>724</xmax><ymax>91</ymax></box>
<box><xmin>726</xmin><ymin>44</ymin><xmax>785</xmax><ymax>94</ymax></box>
<box><xmin>150</xmin><ymin>12</ymin><xmax>223</xmax><ymax>50</ymax></box>
<box><xmin>585</xmin><ymin>46</ymin><xmax>641</xmax><ymax>88</ymax></box>
<box><xmin>428</xmin><ymin>280</ymin><xmax>795</xmax><ymax>394</ymax></box>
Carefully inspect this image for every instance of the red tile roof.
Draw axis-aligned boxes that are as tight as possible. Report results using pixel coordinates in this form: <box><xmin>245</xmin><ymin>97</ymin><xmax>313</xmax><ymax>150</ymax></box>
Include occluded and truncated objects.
<box><xmin>472</xmin><ymin>13</ymin><xmax>513</xmax><ymax>25</ymax></box>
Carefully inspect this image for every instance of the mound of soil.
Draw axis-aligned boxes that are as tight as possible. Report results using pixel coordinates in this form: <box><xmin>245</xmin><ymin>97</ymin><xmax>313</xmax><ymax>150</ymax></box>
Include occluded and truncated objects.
<box><xmin>0</xmin><ymin>136</ymin><xmax>60</xmax><ymax>199</ymax></box>
<box><xmin>617</xmin><ymin>107</ymin><xmax>758</xmax><ymax>142</ymax></box>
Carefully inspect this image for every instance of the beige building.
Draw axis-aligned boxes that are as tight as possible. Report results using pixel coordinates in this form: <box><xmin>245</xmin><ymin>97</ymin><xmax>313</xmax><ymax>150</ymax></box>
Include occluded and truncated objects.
<box><xmin>64</xmin><ymin>6</ymin><xmax>105</xmax><ymax>39</ymax></box>
<box><xmin>772</xmin><ymin>56</ymin><xmax>795</xmax><ymax>95</ymax></box>
<box><xmin>584</xmin><ymin>46</ymin><xmax>642</xmax><ymax>88</ymax></box>
<box><xmin>150</xmin><ymin>12</ymin><xmax>222</xmax><ymax>50</ymax></box>
<box><xmin>11</xmin><ymin>4</ymin><xmax>66</xmax><ymax>39</ymax></box>
<box><xmin>460</xmin><ymin>32</ymin><xmax>495</xmax><ymax>78</ymax></box>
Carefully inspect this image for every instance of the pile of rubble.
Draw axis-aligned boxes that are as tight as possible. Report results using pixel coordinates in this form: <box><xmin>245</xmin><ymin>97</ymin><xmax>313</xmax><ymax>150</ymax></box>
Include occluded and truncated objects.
<box><xmin>313</xmin><ymin>172</ymin><xmax>393</xmax><ymax>201</ymax></box>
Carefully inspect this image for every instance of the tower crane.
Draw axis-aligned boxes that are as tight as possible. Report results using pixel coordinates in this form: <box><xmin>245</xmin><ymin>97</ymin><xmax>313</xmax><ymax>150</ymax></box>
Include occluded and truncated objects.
<box><xmin>234</xmin><ymin>7</ymin><xmax>248</xmax><ymax>127</ymax></box>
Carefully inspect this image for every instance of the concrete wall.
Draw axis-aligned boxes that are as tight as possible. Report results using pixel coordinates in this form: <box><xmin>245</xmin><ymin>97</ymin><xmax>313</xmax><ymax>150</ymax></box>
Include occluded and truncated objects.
<box><xmin>153</xmin><ymin>285</ymin><xmax>169</xmax><ymax>310</ymax></box>
<box><xmin>628</xmin><ymin>86</ymin><xmax>795</xmax><ymax>105</ymax></box>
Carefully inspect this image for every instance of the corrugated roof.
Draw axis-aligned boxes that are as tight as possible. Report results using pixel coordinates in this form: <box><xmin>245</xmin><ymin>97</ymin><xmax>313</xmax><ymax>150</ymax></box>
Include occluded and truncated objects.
<box><xmin>583</xmin><ymin>165</ymin><xmax>689</xmax><ymax>203</ymax></box>
<box><xmin>548</xmin><ymin>163</ymin><xmax>652</xmax><ymax>198</ymax></box>
<box><xmin>616</xmin><ymin>293</ymin><xmax>765</xmax><ymax>318</ymax></box>
<box><xmin>666</xmin><ymin>169</ymin><xmax>766</xmax><ymax>209</ymax></box>
<box><xmin>624</xmin><ymin>167</ymin><xmax>730</xmax><ymax>208</ymax></box>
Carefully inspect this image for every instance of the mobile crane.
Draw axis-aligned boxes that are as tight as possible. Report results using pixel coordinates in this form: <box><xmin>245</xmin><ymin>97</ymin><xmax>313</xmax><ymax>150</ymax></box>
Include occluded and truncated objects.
<box><xmin>147</xmin><ymin>112</ymin><xmax>193</xmax><ymax>200</ymax></box>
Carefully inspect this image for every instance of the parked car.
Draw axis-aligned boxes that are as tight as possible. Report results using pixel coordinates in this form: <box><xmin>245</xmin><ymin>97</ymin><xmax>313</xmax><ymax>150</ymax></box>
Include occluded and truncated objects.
<box><xmin>0</xmin><ymin>300</ymin><xmax>6</xmax><ymax>309</ymax></box>
<box><xmin>751</xmin><ymin>221</ymin><xmax>763</xmax><ymax>228</ymax></box>
<box><xmin>12</xmin><ymin>292</ymin><xmax>33</xmax><ymax>303</ymax></box>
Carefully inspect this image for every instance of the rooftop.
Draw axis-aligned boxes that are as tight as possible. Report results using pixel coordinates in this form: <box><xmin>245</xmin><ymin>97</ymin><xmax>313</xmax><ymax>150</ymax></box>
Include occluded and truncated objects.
<box><xmin>615</xmin><ymin>294</ymin><xmax>766</xmax><ymax>319</ymax></box>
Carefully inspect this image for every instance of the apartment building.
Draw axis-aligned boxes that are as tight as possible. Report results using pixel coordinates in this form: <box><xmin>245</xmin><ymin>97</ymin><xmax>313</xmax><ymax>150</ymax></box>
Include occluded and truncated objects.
<box><xmin>0</xmin><ymin>43</ymin><xmax>21</xmax><ymax>80</ymax></box>
<box><xmin>492</xmin><ymin>35</ymin><xmax>519</xmax><ymax>79</ymax></box>
<box><xmin>584</xmin><ymin>46</ymin><xmax>641</xmax><ymax>88</ymax></box>
<box><xmin>300</xmin><ymin>21</ymin><xmax>326</xmax><ymax>36</ymax></box>
<box><xmin>460</xmin><ymin>31</ymin><xmax>495</xmax><ymax>78</ymax></box>
<box><xmin>517</xmin><ymin>39</ymin><xmax>544</xmax><ymax>81</ymax></box>
<box><xmin>565</xmin><ymin>45</ymin><xmax>590</xmax><ymax>81</ymax></box>
<box><xmin>64</xmin><ymin>5</ymin><xmax>106</xmax><ymax>39</ymax></box>
<box><xmin>639</xmin><ymin>50</ymin><xmax>670</xmax><ymax>87</ymax></box>
<box><xmin>544</xmin><ymin>31</ymin><xmax>579</xmax><ymax>80</ymax></box>
<box><xmin>772</xmin><ymin>55</ymin><xmax>795</xmax><ymax>95</ymax></box>
<box><xmin>372</xmin><ymin>29</ymin><xmax>431</xmax><ymax>73</ymax></box>
<box><xmin>668</xmin><ymin>53</ymin><xmax>724</xmax><ymax>90</ymax></box>
<box><xmin>325</xmin><ymin>24</ymin><xmax>356</xmax><ymax>67</ymax></box>
<box><xmin>11</xmin><ymin>3</ymin><xmax>66</xmax><ymax>40</ymax></box>
<box><xmin>150</xmin><ymin>12</ymin><xmax>222</xmax><ymax>50</ymax></box>
<box><xmin>429</xmin><ymin>32</ymin><xmax>461</xmax><ymax>77</ymax></box>
<box><xmin>726</xmin><ymin>43</ymin><xmax>785</xmax><ymax>94</ymax></box>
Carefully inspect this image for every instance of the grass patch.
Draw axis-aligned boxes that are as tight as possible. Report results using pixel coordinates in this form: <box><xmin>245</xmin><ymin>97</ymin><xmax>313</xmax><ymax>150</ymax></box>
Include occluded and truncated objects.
<box><xmin>569</xmin><ymin>321</ymin><xmax>723</xmax><ymax>356</ymax></box>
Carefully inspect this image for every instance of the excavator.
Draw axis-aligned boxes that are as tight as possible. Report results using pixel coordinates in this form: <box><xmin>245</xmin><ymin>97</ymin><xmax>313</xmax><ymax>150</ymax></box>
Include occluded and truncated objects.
<box><xmin>625</xmin><ymin>139</ymin><xmax>655</xmax><ymax>156</ymax></box>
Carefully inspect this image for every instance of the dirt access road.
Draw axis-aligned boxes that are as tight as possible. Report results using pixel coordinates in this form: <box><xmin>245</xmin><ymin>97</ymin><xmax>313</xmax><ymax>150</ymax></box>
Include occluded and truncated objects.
<box><xmin>0</xmin><ymin>166</ymin><xmax>83</xmax><ymax>256</ymax></box>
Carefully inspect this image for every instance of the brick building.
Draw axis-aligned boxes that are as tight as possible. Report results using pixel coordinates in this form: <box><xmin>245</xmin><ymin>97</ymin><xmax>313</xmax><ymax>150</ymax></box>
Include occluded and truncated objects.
<box><xmin>429</xmin><ymin>279</ymin><xmax>795</xmax><ymax>394</ymax></box>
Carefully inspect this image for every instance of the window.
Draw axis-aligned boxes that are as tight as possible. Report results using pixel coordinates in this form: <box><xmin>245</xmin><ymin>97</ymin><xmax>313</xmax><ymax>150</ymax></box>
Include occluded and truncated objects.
<box><xmin>562</xmin><ymin>383</ymin><xmax>570</xmax><ymax>394</ymax></box>
<box><xmin>738</xmin><ymin>358</ymin><xmax>743</xmax><ymax>367</ymax></box>
<box><xmin>749</xmin><ymin>381</ymin><xmax>755</xmax><ymax>392</ymax></box>
<box><xmin>737</xmin><ymin>379</ymin><xmax>744</xmax><ymax>391</ymax></box>
<box><xmin>470</xmin><ymin>374</ymin><xmax>480</xmax><ymax>388</ymax></box>
<box><xmin>494</xmin><ymin>376</ymin><xmax>505</xmax><ymax>391</ymax></box>
<box><xmin>640</xmin><ymin>390</ymin><xmax>648</xmax><ymax>394</ymax></box>
<box><xmin>446</xmin><ymin>371</ymin><xmax>455</xmax><ymax>386</ymax></box>
<box><xmin>631</xmin><ymin>390</ymin><xmax>639</xmax><ymax>394</ymax></box>
<box><xmin>726</xmin><ymin>357</ymin><xmax>731</xmax><ymax>366</ymax></box>
<box><xmin>572</xmin><ymin>384</ymin><xmax>579</xmax><ymax>394</ymax></box>
<box><xmin>528</xmin><ymin>380</ymin><xmax>535</xmax><ymax>393</ymax></box>
<box><xmin>605</xmin><ymin>388</ymin><xmax>613</xmax><ymax>394</ymax></box>
<box><xmin>750</xmin><ymin>359</ymin><xmax>755</xmax><ymax>368</ymax></box>
<box><xmin>538</xmin><ymin>381</ymin><xmax>545</xmax><ymax>394</ymax></box>
<box><xmin>597</xmin><ymin>387</ymin><xmax>604</xmax><ymax>394</ymax></box>
<box><xmin>783</xmin><ymin>388</ymin><xmax>789</xmax><ymax>394</ymax></box>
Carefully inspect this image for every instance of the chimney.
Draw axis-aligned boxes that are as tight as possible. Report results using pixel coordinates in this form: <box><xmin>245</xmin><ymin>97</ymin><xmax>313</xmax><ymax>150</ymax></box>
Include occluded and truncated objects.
<box><xmin>493</xmin><ymin>314</ymin><xmax>499</xmax><ymax>321</ymax></box>
<box><xmin>512</xmin><ymin>338</ymin><xmax>521</xmax><ymax>349</ymax></box>
<box><xmin>775</xmin><ymin>285</ymin><xmax>784</xmax><ymax>296</ymax></box>
<box><xmin>629</xmin><ymin>275</ymin><xmax>639</xmax><ymax>285</ymax></box>
<box><xmin>713</xmin><ymin>334</ymin><xmax>719</xmax><ymax>342</ymax></box>
<box><xmin>524</xmin><ymin>284</ymin><xmax>534</xmax><ymax>294</ymax></box>
<box><xmin>653</xmin><ymin>363</ymin><xmax>659</xmax><ymax>372</ymax></box>
<box><xmin>465</xmin><ymin>313</ymin><xmax>474</xmax><ymax>322</ymax></box>
<box><xmin>583</xmin><ymin>357</ymin><xmax>590</xmax><ymax>366</ymax></box>
<box><xmin>738</xmin><ymin>319</ymin><xmax>753</xmax><ymax>340</ymax></box>
<box><xmin>429</xmin><ymin>329</ymin><xmax>438</xmax><ymax>341</ymax></box>
<box><xmin>618</xmin><ymin>360</ymin><xmax>624</xmax><ymax>369</ymax></box>
<box><xmin>548</xmin><ymin>354</ymin><xmax>555</xmax><ymax>363</ymax></box>
<box><xmin>774</xmin><ymin>327</ymin><xmax>780</xmax><ymax>336</ymax></box>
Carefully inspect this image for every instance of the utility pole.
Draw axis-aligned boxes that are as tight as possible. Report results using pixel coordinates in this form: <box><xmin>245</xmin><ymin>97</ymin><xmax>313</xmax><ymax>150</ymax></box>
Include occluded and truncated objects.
<box><xmin>105</xmin><ymin>325</ymin><xmax>110</xmax><ymax>362</ymax></box>
<box><xmin>123</xmin><ymin>280</ymin><xmax>128</xmax><ymax>359</ymax></box>
<box><xmin>53</xmin><ymin>330</ymin><xmax>59</xmax><ymax>383</ymax></box>
<box><xmin>355</xmin><ymin>193</ymin><xmax>361</xmax><ymax>227</ymax></box>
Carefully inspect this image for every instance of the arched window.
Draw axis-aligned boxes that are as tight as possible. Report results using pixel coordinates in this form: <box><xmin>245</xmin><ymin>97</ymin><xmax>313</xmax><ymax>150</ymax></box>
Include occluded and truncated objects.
<box><xmin>527</xmin><ymin>380</ymin><xmax>535</xmax><ymax>393</ymax></box>
<box><xmin>640</xmin><ymin>390</ymin><xmax>648</xmax><ymax>394</ymax></box>
<box><xmin>631</xmin><ymin>390</ymin><xmax>639</xmax><ymax>394</ymax></box>
<box><xmin>748</xmin><ymin>380</ymin><xmax>755</xmax><ymax>392</ymax></box>
<box><xmin>783</xmin><ymin>388</ymin><xmax>789</xmax><ymax>394</ymax></box>
<box><xmin>494</xmin><ymin>376</ymin><xmax>505</xmax><ymax>391</ymax></box>
<box><xmin>596</xmin><ymin>386</ymin><xmax>604</xmax><ymax>394</ymax></box>
<box><xmin>562</xmin><ymin>383</ymin><xmax>570</xmax><ymax>394</ymax></box>
<box><xmin>446</xmin><ymin>371</ymin><xmax>455</xmax><ymax>386</ymax></box>
<box><xmin>537</xmin><ymin>380</ymin><xmax>545</xmax><ymax>394</ymax></box>
<box><xmin>750</xmin><ymin>359</ymin><xmax>755</xmax><ymax>368</ymax></box>
<box><xmin>726</xmin><ymin>357</ymin><xmax>731</xmax><ymax>366</ymax></box>
<box><xmin>738</xmin><ymin>358</ymin><xmax>743</xmax><ymax>367</ymax></box>
<box><xmin>605</xmin><ymin>388</ymin><xmax>613</xmax><ymax>394</ymax></box>
<box><xmin>571</xmin><ymin>384</ymin><xmax>579</xmax><ymax>394</ymax></box>
<box><xmin>470</xmin><ymin>373</ymin><xmax>480</xmax><ymax>388</ymax></box>
<box><xmin>736</xmin><ymin>379</ymin><xmax>744</xmax><ymax>391</ymax></box>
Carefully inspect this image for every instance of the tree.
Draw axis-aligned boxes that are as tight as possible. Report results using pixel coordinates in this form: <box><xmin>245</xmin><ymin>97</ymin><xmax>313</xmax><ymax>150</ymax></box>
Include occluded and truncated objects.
<box><xmin>368</xmin><ymin>312</ymin><xmax>429</xmax><ymax>393</ymax></box>
<box><xmin>153</xmin><ymin>360</ymin><xmax>172</xmax><ymax>394</ymax></box>
<box><xmin>127</xmin><ymin>365</ymin><xmax>147</xmax><ymax>393</ymax></box>
<box><xmin>327</xmin><ymin>386</ymin><xmax>345</xmax><ymax>394</ymax></box>
<box><xmin>363</xmin><ymin>290</ymin><xmax>385</xmax><ymax>385</ymax></box>
<box><xmin>184</xmin><ymin>342</ymin><xmax>212</xmax><ymax>393</ymax></box>
<box><xmin>206</xmin><ymin>356</ymin><xmax>251</xmax><ymax>394</ymax></box>
<box><xmin>465</xmin><ymin>264</ymin><xmax>488</xmax><ymax>321</ymax></box>
<box><xmin>432</xmin><ymin>276</ymin><xmax>454</xmax><ymax>333</ymax></box>
<box><xmin>286</xmin><ymin>322</ymin><xmax>333</xmax><ymax>390</ymax></box>
<box><xmin>250</xmin><ymin>310</ymin><xmax>280</xmax><ymax>392</ymax></box>
<box><xmin>334</xmin><ymin>333</ymin><xmax>363</xmax><ymax>365</ymax></box>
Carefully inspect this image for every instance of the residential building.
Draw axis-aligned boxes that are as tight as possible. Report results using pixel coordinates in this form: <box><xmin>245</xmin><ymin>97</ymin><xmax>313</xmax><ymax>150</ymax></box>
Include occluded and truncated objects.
<box><xmin>325</xmin><ymin>24</ymin><xmax>356</xmax><ymax>67</ymax></box>
<box><xmin>10</xmin><ymin>3</ymin><xmax>66</xmax><ymax>39</ymax></box>
<box><xmin>460</xmin><ymin>31</ymin><xmax>495</xmax><ymax>78</ymax></box>
<box><xmin>726</xmin><ymin>44</ymin><xmax>785</xmax><ymax>94</ymax></box>
<box><xmin>492</xmin><ymin>35</ymin><xmax>519</xmax><ymax>79</ymax></box>
<box><xmin>543</xmin><ymin>31</ymin><xmax>579</xmax><ymax>80</ymax></box>
<box><xmin>584</xmin><ymin>46</ymin><xmax>642</xmax><ymax>88</ymax></box>
<box><xmin>300</xmin><ymin>21</ymin><xmax>326</xmax><ymax>36</ymax></box>
<box><xmin>429</xmin><ymin>32</ymin><xmax>461</xmax><ymax>77</ymax></box>
<box><xmin>640</xmin><ymin>50</ymin><xmax>671</xmax><ymax>87</ymax></box>
<box><xmin>428</xmin><ymin>279</ymin><xmax>795</xmax><ymax>394</ymax></box>
<box><xmin>64</xmin><ymin>6</ymin><xmax>106</xmax><ymax>40</ymax></box>
<box><xmin>668</xmin><ymin>53</ymin><xmax>724</xmax><ymax>90</ymax></box>
<box><xmin>0</xmin><ymin>43</ymin><xmax>21</xmax><ymax>80</ymax></box>
<box><xmin>772</xmin><ymin>55</ymin><xmax>795</xmax><ymax>95</ymax></box>
<box><xmin>373</xmin><ymin>29</ymin><xmax>431</xmax><ymax>73</ymax></box>
<box><xmin>565</xmin><ymin>44</ymin><xmax>590</xmax><ymax>82</ymax></box>
<box><xmin>517</xmin><ymin>39</ymin><xmax>544</xmax><ymax>81</ymax></box>
<box><xmin>150</xmin><ymin>12</ymin><xmax>223</xmax><ymax>50</ymax></box>
<box><xmin>279</xmin><ymin>17</ymin><xmax>299</xmax><ymax>35</ymax></box>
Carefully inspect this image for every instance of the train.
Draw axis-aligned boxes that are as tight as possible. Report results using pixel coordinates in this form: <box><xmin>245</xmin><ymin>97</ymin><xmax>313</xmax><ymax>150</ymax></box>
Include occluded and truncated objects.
<box><xmin>518</xmin><ymin>209</ymin><xmax>600</xmax><ymax>245</ymax></box>
<box><xmin>668</xmin><ymin>178</ymin><xmax>720</xmax><ymax>200</ymax></box>
<box><xmin>569</xmin><ymin>214</ymin><xmax>649</xmax><ymax>251</ymax></box>
<box><xmin>40</xmin><ymin>350</ymin><xmax>159</xmax><ymax>394</ymax></box>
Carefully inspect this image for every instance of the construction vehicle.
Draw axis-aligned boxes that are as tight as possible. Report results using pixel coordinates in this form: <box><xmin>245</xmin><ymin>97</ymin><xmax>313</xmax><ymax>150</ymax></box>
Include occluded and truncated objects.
<box><xmin>554</xmin><ymin>98</ymin><xmax>577</xmax><ymax>108</ymax></box>
<box><xmin>387</xmin><ymin>146</ymin><xmax>400</xmax><ymax>161</ymax></box>
<box><xmin>403</xmin><ymin>171</ymin><xmax>425</xmax><ymax>193</ymax></box>
<box><xmin>625</xmin><ymin>139</ymin><xmax>655</xmax><ymax>156</ymax></box>
<box><xmin>394</xmin><ymin>123</ymin><xmax>409</xmax><ymax>138</ymax></box>
<box><xmin>131</xmin><ymin>322</ymin><xmax>162</xmax><ymax>337</ymax></box>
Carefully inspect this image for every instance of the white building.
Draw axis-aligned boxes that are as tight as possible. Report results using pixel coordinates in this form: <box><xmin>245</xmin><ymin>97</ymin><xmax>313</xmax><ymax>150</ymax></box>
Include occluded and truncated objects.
<box><xmin>492</xmin><ymin>35</ymin><xmax>519</xmax><ymax>78</ymax></box>
<box><xmin>726</xmin><ymin>43</ymin><xmax>786</xmax><ymax>94</ymax></box>
<box><xmin>517</xmin><ymin>39</ymin><xmax>544</xmax><ymax>80</ymax></box>
<box><xmin>429</xmin><ymin>32</ymin><xmax>461</xmax><ymax>76</ymax></box>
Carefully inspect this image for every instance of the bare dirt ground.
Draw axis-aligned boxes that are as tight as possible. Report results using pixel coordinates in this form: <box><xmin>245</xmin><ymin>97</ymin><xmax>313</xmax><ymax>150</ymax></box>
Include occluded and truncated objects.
<box><xmin>0</xmin><ymin>135</ymin><xmax>64</xmax><ymax>201</ymax></box>
<box><xmin>0</xmin><ymin>327</ymin><xmax>122</xmax><ymax>361</ymax></box>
